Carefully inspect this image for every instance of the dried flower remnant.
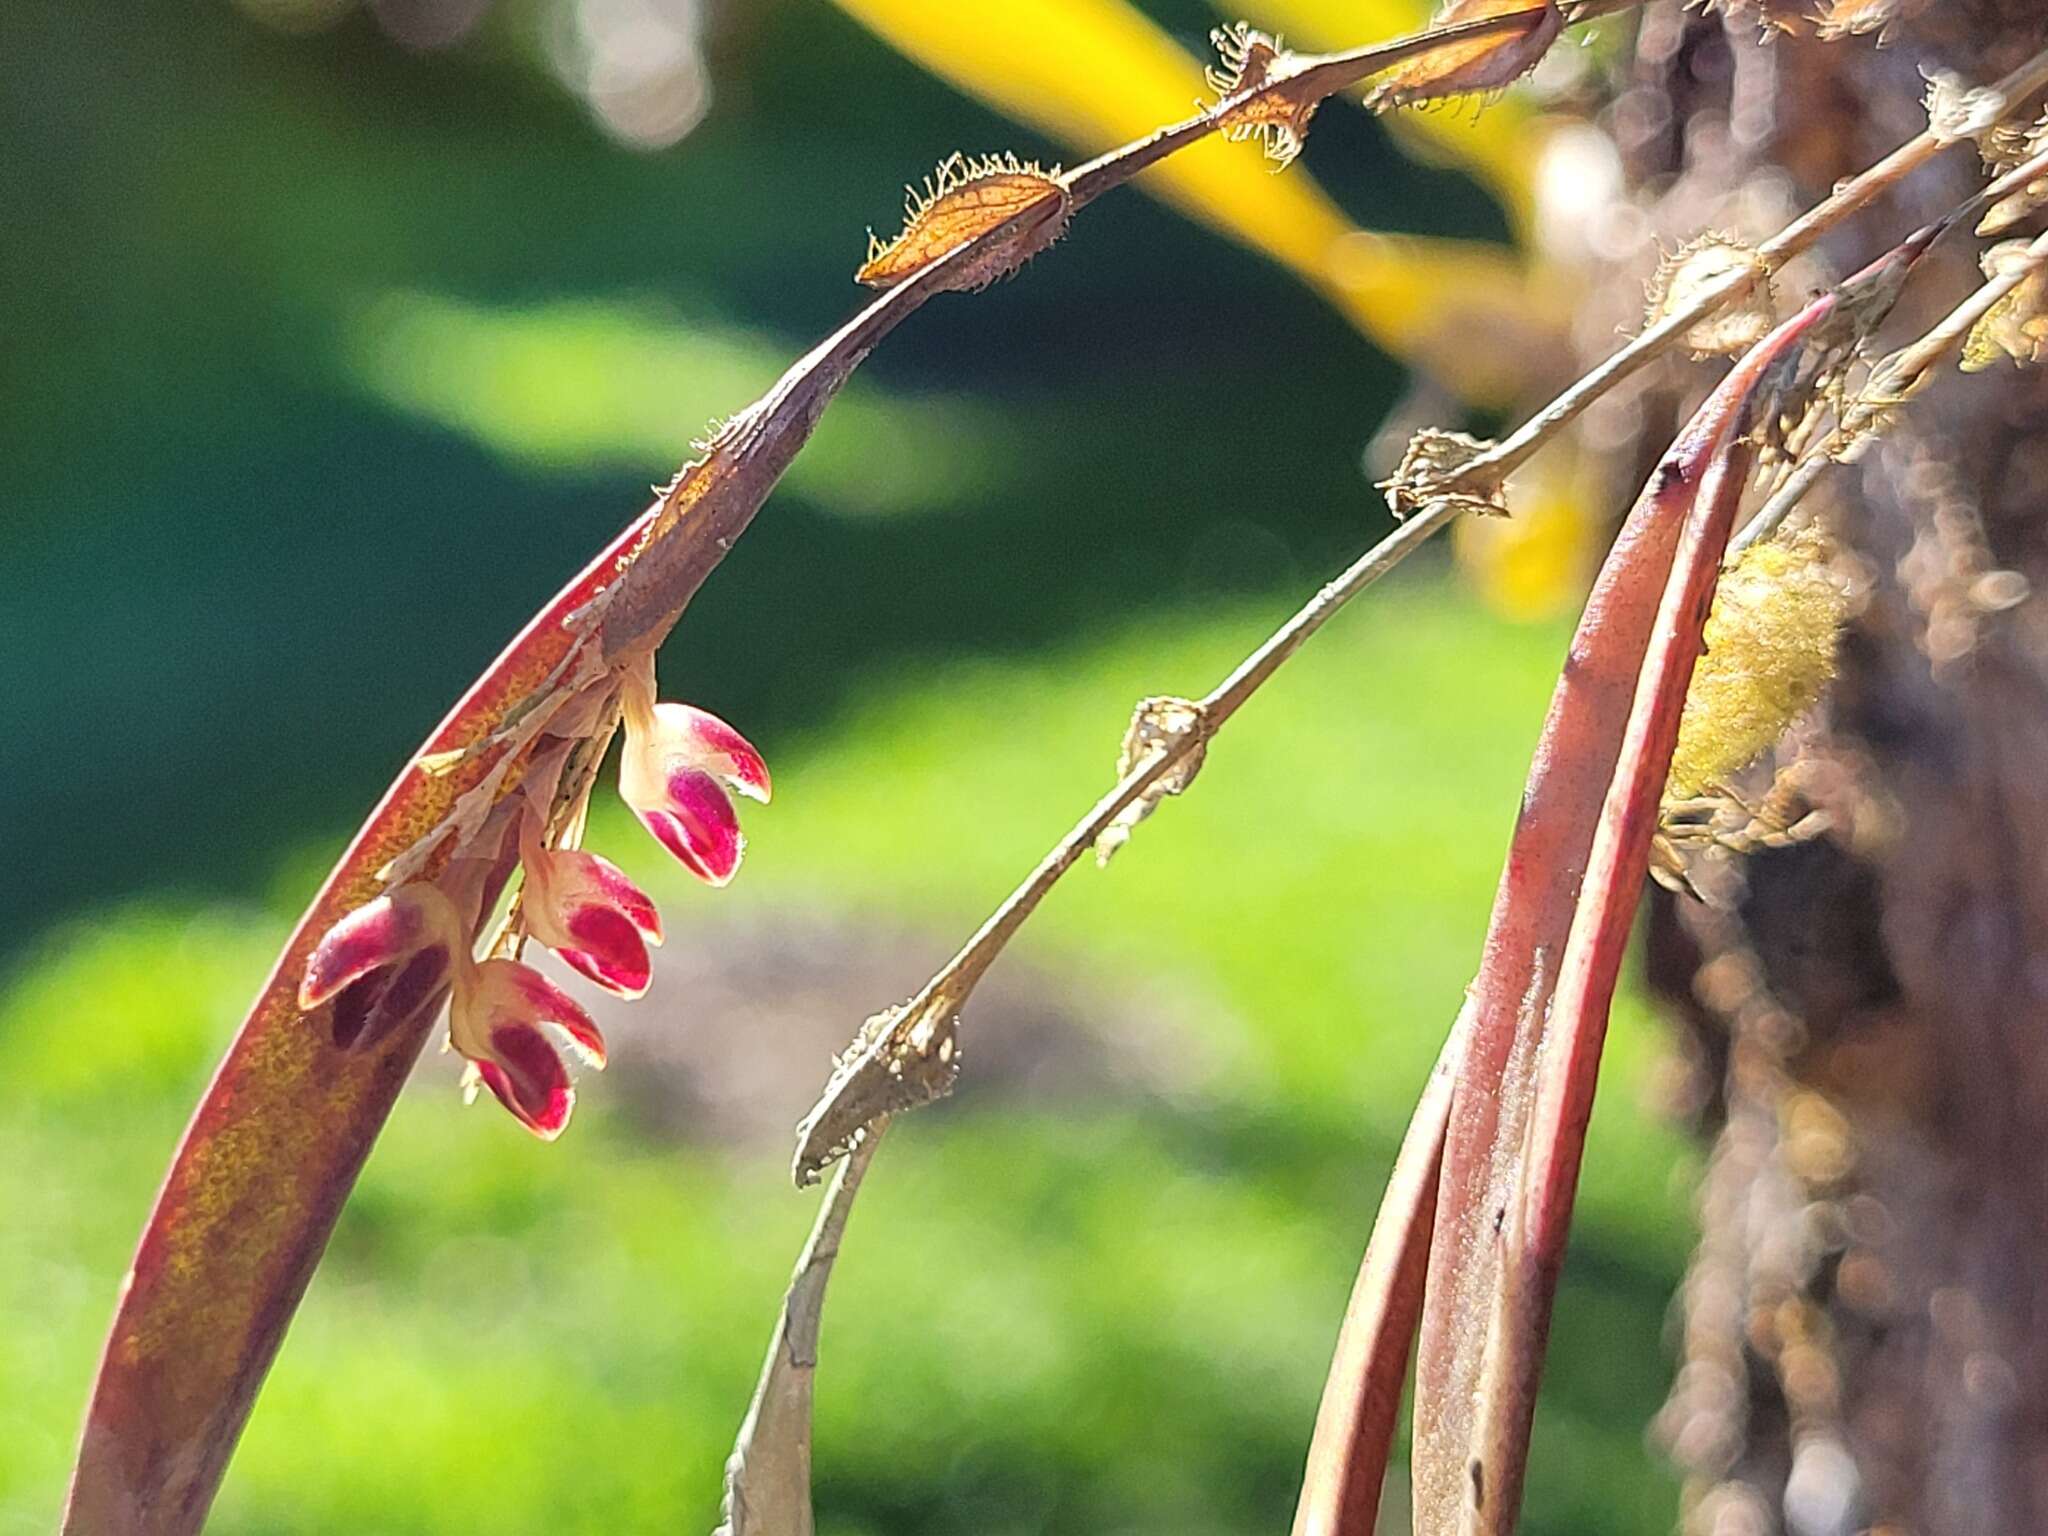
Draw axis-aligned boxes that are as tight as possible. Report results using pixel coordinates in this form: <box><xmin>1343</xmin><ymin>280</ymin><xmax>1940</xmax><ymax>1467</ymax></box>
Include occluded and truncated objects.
<box><xmin>797</xmin><ymin>995</ymin><xmax>964</xmax><ymax>1180</ymax></box>
<box><xmin>1095</xmin><ymin>695</ymin><xmax>1207</xmax><ymax>866</ymax></box>
<box><xmin>1814</xmin><ymin>0</ymin><xmax>1925</xmax><ymax>42</ymax></box>
<box><xmin>1925</xmin><ymin>72</ymin><xmax>2007</xmax><ymax>150</ymax></box>
<box><xmin>1962</xmin><ymin>241</ymin><xmax>2048</xmax><ymax>369</ymax></box>
<box><xmin>1207</xmin><ymin>24</ymin><xmax>1321</xmax><ymax>169</ymax></box>
<box><xmin>1646</xmin><ymin>235</ymin><xmax>1776</xmax><ymax>359</ymax></box>
<box><xmin>856</xmin><ymin>151</ymin><xmax>1069</xmax><ymax>290</ymax></box>
<box><xmin>1367</xmin><ymin>0</ymin><xmax>1563</xmax><ymax>111</ymax></box>
<box><xmin>1380</xmin><ymin>427</ymin><xmax>1510</xmax><ymax>519</ymax></box>
<box><xmin>1666</xmin><ymin>529</ymin><xmax>1847</xmax><ymax>802</ymax></box>
<box><xmin>1978</xmin><ymin>111</ymin><xmax>2048</xmax><ymax>234</ymax></box>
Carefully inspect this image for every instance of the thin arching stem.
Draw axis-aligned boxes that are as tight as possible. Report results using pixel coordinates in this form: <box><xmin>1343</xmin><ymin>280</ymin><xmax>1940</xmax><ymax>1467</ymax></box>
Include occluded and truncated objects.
<box><xmin>793</xmin><ymin>43</ymin><xmax>2048</xmax><ymax>1188</ymax></box>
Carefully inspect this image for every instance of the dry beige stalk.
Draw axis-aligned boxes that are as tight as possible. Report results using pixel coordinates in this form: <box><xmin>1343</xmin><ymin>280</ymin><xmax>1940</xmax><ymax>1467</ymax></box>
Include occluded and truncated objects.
<box><xmin>714</xmin><ymin>1133</ymin><xmax>882</xmax><ymax>1536</ymax></box>
<box><xmin>798</xmin><ymin>44</ymin><xmax>2048</xmax><ymax>1189</ymax></box>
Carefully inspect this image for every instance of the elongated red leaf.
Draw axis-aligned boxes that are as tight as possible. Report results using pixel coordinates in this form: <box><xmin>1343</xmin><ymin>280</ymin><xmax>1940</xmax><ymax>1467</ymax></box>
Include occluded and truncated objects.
<box><xmin>1407</xmin><ymin>392</ymin><xmax>1731</xmax><ymax>1536</ymax></box>
<box><xmin>62</xmin><ymin>511</ymin><xmax>639</xmax><ymax>1536</ymax></box>
<box><xmin>1443</xmin><ymin>377</ymin><xmax>1772</xmax><ymax>1534</ymax></box>
<box><xmin>62</xmin><ymin>254</ymin><xmax>983</xmax><ymax>1534</ymax></box>
<box><xmin>1290</xmin><ymin>1005</ymin><xmax>1470</xmax><ymax>1536</ymax></box>
<box><xmin>1409</xmin><ymin>245</ymin><xmax>1918</xmax><ymax>1533</ymax></box>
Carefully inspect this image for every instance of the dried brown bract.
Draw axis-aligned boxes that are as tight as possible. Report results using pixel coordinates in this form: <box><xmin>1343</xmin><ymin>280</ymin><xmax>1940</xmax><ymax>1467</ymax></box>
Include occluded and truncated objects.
<box><xmin>1380</xmin><ymin>427</ymin><xmax>1511</xmax><ymax>520</ymax></box>
<box><xmin>857</xmin><ymin>151</ymin><xmax>1070</xmax><ymax>291</ymax></box>
<box><xmin>1095</xmin><ymin>696</ymin><xmax>1208</xmax><ymax>867</ymax></box>
<box><xmin>1368</xmin><ymin>0</ymin><xmax>1563</xmax><ymax>111</ymax></box>
<box><xmin>1207</xmin><ymin>24</ymin><xmax>1321</xmax><ymax>169</ymax></box>
<box><xmin>1646</xmin><ymin>234</ymin><xmax>1776</xmax><ymax>358</ymax></box>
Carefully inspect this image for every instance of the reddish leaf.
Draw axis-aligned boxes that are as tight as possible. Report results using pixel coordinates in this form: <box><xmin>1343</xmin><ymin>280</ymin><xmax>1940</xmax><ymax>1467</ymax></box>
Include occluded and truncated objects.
<box><xmin>1290</xmin><ymin>1007</ymin><xmax>1470</xmax><ymax>1536</ymax></box>
<box><xmin>62</xmin><ymin>274</ymin><xmax>937</xmax><ymax>1532</ymax></box>
<box><xmin>61</xmin><ymin>510</ymin><xmax>642</xmax><ymax>1536</ymax></box>
<box><xmin>1408</xmin><ymin>278</ymin><xmax>1879</xmax><ymax>1535</ymax></box>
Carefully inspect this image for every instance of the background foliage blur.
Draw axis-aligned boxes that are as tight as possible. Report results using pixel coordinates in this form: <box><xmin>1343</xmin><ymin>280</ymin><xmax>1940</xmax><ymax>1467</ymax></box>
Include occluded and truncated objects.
<box><xmin>3</xmin><ymin>1</ymin><xmax>1690</xmax><ymax>1531</ymax></box>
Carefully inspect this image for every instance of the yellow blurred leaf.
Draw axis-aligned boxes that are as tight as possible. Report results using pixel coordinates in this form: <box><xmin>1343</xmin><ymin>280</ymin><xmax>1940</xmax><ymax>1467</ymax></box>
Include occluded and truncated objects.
<box><xmin>829</xmin><ymin>0</ymin><xmax>1554</xmax><ymax>402</ymax></box>
<box><xmin>1450</xmin><ymin>442</ymin><xmax>1600</xmax><ymax>618</ymax></box>
<box><xmin>1235</xmin><ymin>0</ymin><xmax>1545</xmax><ymax>226</ymax></box>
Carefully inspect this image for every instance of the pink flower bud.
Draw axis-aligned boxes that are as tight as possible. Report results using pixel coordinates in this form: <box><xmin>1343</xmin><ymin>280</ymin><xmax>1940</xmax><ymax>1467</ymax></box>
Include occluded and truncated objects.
<box><xmin>519</xmin><ymin>822</ymin><xmax>663</xmax><ymax>999</ymax></box>
<box><xmin>449</xmin><ymin>957</ymin><xmax>605</xmax><ymax>1140</ymax></box>
<box><xmin>298</xmin><ymin>884</ymin><xmax>463</xmax><ymax>1050</ymax></box>
<box><xmin>618</xmin><ymin>663</ymin><xmax>769</xmax><ymax>887</ymax></box>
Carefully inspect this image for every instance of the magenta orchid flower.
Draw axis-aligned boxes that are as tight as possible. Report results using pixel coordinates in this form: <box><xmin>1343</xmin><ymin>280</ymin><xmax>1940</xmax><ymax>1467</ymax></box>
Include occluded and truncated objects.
<box><xmin>297</xmin><ymin>656</ymin><xmax>771</xmax><ymax>1138</ymax></box>
<box><xmin>619</xmin><ymin>661</ymin><xmax>771</xmax><ymax>886</ymax></box>
<box><xmin>519</xmin><ymin>818</ymin><xmax>664</xmax><ymax>999</ymax></box>
<box><xmin>449</xmin><ymin>958</ymin><xmax>604</xmax><ymax>1139</ymax></box>
<box><xmin>297</xmin><ymin>884</ymin><xmax>464</xmax><ymax>1052</ymax></box>
<box><xmin>300</xmin><ymin>882</ymin><xmax>603</xmax><ymax>1139</ymax></box>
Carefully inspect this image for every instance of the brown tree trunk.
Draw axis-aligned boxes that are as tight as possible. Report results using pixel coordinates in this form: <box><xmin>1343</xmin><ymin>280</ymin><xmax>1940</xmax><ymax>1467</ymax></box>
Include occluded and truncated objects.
<box><xmin>1611</xmin><ymin>7</ymin><xmax>2048</xmax><ymax>1534</ymax></box>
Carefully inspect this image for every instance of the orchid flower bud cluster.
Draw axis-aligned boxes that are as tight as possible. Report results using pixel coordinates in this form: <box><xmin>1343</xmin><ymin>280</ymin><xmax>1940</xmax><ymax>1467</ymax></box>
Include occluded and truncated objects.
<box><xmin>298</xmin><ymin>659</ymin><xmax>770</xmax><ymax>1138</ymax></box>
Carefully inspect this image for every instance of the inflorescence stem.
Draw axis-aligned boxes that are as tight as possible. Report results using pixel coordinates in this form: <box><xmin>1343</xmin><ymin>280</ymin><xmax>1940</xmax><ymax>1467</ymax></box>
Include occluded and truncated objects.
<box><xmin>1729</xmin><ymin>145</ymin><xmax>2048</xmax><ymax>556</ymax></box>
<box><xmin>792</xmin><ymin>42</ymin><xmax>2048</xmax><ymax>1189</ymax></box>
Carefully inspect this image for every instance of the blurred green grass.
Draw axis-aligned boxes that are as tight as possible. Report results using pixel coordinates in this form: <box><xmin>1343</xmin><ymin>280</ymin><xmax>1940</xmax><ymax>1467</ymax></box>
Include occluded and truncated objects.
<box><xmin>1</xmin><ymin>577</ymin><xmax>1694</xmax><ymax>1534</ymax></box>
<box><xmin>4</xmin><ymin>0</ymin><xmax>1696</xmax><ymax>1528</ymax></box>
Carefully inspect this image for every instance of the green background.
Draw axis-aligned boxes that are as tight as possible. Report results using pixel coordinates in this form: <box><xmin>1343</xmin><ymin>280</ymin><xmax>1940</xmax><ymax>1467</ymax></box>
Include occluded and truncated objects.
<box><xmin>0</xmin><ymin>2</ymin><xmax>1690</xmax><ymax>1531</ymax></box>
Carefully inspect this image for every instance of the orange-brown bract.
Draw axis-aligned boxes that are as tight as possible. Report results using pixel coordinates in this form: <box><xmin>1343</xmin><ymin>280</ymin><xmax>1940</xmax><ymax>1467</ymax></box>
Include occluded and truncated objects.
<box><xmin>1207</xmin><ymin>24</ymin><xmax>1323</xmax><ymax>168</ymax></box>
<box><xmin>856</xmin><ymin>152</ymin><xmax>1069</xmax><ymax>291</ymax></box>
<box><xmin>1368</xmin><ymin>0</ymin><xmax>1563</xmax><ymax>109</ymax></box>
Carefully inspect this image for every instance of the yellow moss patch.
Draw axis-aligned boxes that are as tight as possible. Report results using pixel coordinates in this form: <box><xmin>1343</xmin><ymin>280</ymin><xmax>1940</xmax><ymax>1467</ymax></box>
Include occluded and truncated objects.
<box><xmin>1669</xmin><ymin>529</ymin><xmax>1847</xmax><ymax>798</ymax></box>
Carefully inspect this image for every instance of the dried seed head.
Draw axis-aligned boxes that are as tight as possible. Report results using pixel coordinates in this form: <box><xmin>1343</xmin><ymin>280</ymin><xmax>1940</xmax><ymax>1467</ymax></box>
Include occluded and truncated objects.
<box><xmin>1814</xmin><ymin>0</ymin><xmax>1923</xmax><ymax>41</ymax></box>
<box><xmin>1924</xmin><ymin>71</ymin><xmax>2006</xmax><ymax>148</ymax></box>
<box><xmin>1379</xmin><ymin>427</ymin><xmax>1509</xmax><ymax>520</ymax></box>
<box><xmin>857</xmin><ymin>151</ymin><xmax>1069</xmax><ymax>291</ymax></box>
<box><xmin>1645</xmin><ymin>234</ymin><xmax>1775</xmax><ymax>358</ymax></box>
<box><xmin>1668</xmin><ymin>528</ymin><xmax>1847</xmax><ymax>800</ymax></box>
<box><xmin>1207</xmin><ymin>24</ymin><xmax>1321</xmax><ymax>169</ymax></box>
<box><xmin>1976</xmin><ymin>109</ymin><xmax>2048</xmax><ymax>235</ymax></box>
<box><xmin>1096</xmin><ymin>696</ymin><xmax>1207</xmax><ymax>867</ymax></box>
<box><xmin>1368</xmin><ymin>0</ymin><xmax>1563</xmax><ymax>112</ymax></box>
<box><xmin>793</xmin><ymin>994</ymin><xmax>965</xmax><ymax>1185</ymax></box>
<box><xmin>1962</xmin><ymin>243</ymin><xmax>2048</xmax><ymax>371</ymax></box>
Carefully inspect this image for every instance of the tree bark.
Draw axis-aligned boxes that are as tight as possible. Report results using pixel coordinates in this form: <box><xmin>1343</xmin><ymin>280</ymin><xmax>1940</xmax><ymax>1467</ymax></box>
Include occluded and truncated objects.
<box><xmin>1612</xmin><ymin>8</ymin><xmax>2048</xmax><ymax>1534</ymax></box>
